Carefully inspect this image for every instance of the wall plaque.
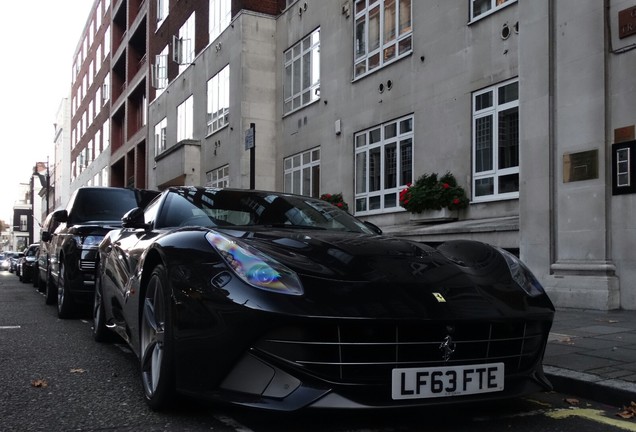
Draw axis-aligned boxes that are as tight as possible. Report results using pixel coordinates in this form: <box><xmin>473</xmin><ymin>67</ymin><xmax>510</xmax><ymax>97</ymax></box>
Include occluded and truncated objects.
<box><xmin>619</xmin><ymin>6</ymin><xmax>636</xmax><ymax>39</ymax></box>
<box><xmin>563</xmin><ymin>150</ymin><xmax>599</xmax><ymax>183</ymax></box>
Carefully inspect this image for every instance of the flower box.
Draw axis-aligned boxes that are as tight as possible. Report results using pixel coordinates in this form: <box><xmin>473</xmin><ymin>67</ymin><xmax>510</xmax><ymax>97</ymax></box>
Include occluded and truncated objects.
<box><xmin>409</xmin><ymin>208</ymin><xmax>458</xmax><ymax>224</ymax></box>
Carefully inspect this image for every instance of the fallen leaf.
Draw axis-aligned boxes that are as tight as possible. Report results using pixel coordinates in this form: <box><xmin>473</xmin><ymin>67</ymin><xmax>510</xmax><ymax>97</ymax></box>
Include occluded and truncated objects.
<box><xmin>31</xmin><ymin>379</ymin><xmax>48</xmax><ymax>388</ymax></box>
<box><xmin>616</xmin><ymin>402</ymin><xmax>636</xmax><ymax>419</ymax></box>
<box><xmin>70</xmin><ymin>368</ymin><xmax>86</xmax><ymax>374</ymax></box>
<box><xmin>564</xmin><ymin>398</ymin><xmax>580</xmax><ymax>406</ymax></box>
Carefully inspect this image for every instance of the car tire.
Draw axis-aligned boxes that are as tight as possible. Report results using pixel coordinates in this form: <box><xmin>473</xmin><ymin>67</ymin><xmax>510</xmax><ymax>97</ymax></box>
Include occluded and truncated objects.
<box><xmin>57</xmin><ymin>260</ymin><xmax>76</xmax><ymax>319</ymax></box>
<box><xmin>93</xmin><ymin>272</ymin><xmax>114</xmax><ymax>342</ymax></box>
<box><xmin>44</xmin><ymin>268</ymin><xmax>56</xmax><ymax>304</ymax></box>
<box><xmin>140</xmin><ymin>264</ymin><xmax>175</xmax><ymax>411</ymax></box>
<box><xmin>38</xmin><ymin>270</ymin><xmax>47</xmax><ymax>293</ymax></box>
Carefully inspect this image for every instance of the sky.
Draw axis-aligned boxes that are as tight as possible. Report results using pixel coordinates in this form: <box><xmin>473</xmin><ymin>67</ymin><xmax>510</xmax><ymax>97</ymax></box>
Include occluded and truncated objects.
<box><xmin>0</xmin><ymin>1</ymin><xmax>93</xmax><ymax>225</ymax></box>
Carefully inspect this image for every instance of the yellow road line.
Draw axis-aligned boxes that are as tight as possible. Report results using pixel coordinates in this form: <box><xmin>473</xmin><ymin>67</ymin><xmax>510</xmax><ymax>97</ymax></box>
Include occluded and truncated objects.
<box><xmin>547</xmin><ymin>408</ymin><xmax>636</xmax><ymax>431</ymax></box>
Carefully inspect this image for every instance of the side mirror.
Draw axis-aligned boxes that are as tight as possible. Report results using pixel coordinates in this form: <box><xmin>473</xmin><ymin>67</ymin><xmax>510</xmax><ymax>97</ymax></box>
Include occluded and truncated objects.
<box><xmin>122</xmin><ymin>207</ymin><xmax>149</xmax><ymax>230</ymax></box>
<box><xmin>52</xmin><ymin>209</ymin><xmax>69</xmax><ymax>223</ymax></box>
<box><xmin>41</xmin><ymin>231</ymin><xmax>52</xmax><ymax>242</ymax></box>
<box><xmin>363</xmin><ymin>221</ymin><xmax>383</xmax><ymax>235</ymax></box>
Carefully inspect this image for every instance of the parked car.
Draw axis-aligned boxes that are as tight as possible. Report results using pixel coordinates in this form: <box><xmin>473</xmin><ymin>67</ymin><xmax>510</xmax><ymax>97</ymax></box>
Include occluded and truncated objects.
<box><xmin>94</xmin><ymin>186</ymin><xmax>555</xmax><ymax>411</ymax></box>
<box><xmin>18</xmin><ymin>244</ymin><xmax>39</xmax><ymax>283</ymax></box>
<box><xmin>37</xmin><ymin>209</ymin><xmax>63</xmax><ymax>294</ymax></box>
<box><xmin>0</xmin><ymin>253</ymin><xmax>10</xmax><ymax>271</ymax></box>
<box><xmin>41</xmin><ymin>186</ymin><xmax>159</xmax><ymax>318</ymax></box>
<box><xmin>10</xmin><ymin>251</ymin><xmax>24</xmax><ymax>273</ymax></box>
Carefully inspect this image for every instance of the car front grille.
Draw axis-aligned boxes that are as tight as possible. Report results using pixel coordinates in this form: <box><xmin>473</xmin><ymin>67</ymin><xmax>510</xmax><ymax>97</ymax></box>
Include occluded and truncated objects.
<box><xmin>79</xmin><ymin>260</ymin><xmax>96</xmax><ymax>271</ymax></box>
<box><xmin>253</xmin><ymin>320</ymin><xmax>550</xmax><ymax>384</ymax></box>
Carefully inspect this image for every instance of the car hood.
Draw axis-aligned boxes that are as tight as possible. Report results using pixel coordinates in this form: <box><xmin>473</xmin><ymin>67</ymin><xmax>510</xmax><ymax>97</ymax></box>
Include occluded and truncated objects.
<box><xmin>210</xmin><ymin>228</ymin><xmax>553</xmax><ymax>319</ymax></box>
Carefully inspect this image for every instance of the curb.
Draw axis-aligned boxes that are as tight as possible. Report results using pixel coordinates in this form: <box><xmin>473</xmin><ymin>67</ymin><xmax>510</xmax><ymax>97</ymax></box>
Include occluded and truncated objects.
<box><xmin>544</xmin><ymin>365</ymin><xmax>636</xmax><ymax>407</ymax></box>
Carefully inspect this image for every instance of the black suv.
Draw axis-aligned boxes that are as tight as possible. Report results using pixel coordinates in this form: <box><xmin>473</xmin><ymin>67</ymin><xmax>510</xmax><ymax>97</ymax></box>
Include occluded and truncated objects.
<box><xmin>40</xmin><ymin>187</ymin><xmax>158</xmax><ymax>318</ymax></box>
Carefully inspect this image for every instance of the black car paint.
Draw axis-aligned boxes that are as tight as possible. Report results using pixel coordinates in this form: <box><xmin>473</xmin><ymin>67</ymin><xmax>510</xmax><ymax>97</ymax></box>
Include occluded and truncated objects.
<box><xmin>97</xmin><ymin>187</ymin><xmax>555</xmax><ymax>411</ymax></box>
<box><xmin>41</xmin><ymin>187</ymin><xmax>159</xmax><ymax>316</ymax></box>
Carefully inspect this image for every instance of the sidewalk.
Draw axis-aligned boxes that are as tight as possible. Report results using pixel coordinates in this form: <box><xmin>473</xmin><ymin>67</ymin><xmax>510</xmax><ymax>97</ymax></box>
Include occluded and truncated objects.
<box><xmin>544</xmin><ymin>308</ymin><xmax>636</xmax><ymax>406</ymax></box>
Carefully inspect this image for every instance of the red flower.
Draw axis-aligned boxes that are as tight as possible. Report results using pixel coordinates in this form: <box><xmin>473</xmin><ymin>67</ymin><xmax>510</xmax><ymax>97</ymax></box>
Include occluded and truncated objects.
<box><xmin>442</xmin><ymin>183</ymin><xmax>450</xmax><ymax>189</ymax></box>
<box><xmin>336</xmin><ymin>202</ymin><xmax>343</xmax><ymax>207</ymax></box>
<box><xmin>452</xmin><ymin>198</ymin><xmax>460</xmax><ymax>205</ymax></box>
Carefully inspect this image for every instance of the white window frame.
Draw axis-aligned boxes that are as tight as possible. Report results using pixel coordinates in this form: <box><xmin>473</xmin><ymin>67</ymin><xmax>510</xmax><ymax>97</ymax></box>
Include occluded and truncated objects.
<box><xmin>470</xmin><ymin>0</ymin><xmax>516</xmax><ymax>22</ymax></box>
<box><xmin>206</xmin><ymin>65</ymin><xmax>230</xmax><ymax>136</ymax></box>
<box><xmin>177</xmin><ymin>95</ymin><xmax>194</xmax><ymax>142</ymax></box>
<box><xmin>152</xmin><ymin>46</ymin><xmax>168</xmax><ymax>92</ymax></box>
<box><xmin>173</xmin><ymin>13</ymin><xmax>195</xmax><ymax>74</ymax></box>
<box><xmin>157</xmin><ymin>0</ymin><xmax>169</xmax><ymax>27</ymax></box>
<box><xmin>353</xmin><ymin>0</ymin><xmax>412</xmax><ymax>80</ymax></box>
<box><xmin>206</xmin><ymin>165</ymin><xmax>230</xmax><ymax>188</ymax></box>
<box><xmin>283</xmin><ymin>28</ymin><xmax>320</xmax><ymax>116</ymax></box>
<box><xmin>472</xmin><ymin>78</ymin><xmax>519</xmax><ymax>202</ymax></box>
<box><xmin>154</xmin><ymin>117</ymin><xmax>167</xmax><ymax>156</ymax></box>
<box><xmin>209</xmin><ymin>0</ymin><xmax>231</xmax><ymax>43</ymax></box>
<box><xmin>354</xmin><ymin>114</ymin><xmax>414</xmax><ymax>215</ymax></box>
<box><xmin>284</xmin><ymin>148</ymin><xmax>321</xmax><ymax>197</ymax></box>
<box><xmin>617</xmin><ymin>148</ymin><xmax>631</xmax><ymax>187</ymax></box>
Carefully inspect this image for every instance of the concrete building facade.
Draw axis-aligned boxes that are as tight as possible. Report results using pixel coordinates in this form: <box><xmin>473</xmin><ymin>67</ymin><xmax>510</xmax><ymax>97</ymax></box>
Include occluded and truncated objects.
<box><xmin>55</xmin><ymin>0</ymin><xmax>636</xmax><ymax>310</ymax></box>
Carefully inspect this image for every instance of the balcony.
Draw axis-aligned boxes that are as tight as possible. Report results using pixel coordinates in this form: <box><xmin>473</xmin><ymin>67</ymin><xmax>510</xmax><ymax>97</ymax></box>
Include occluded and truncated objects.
<box><xmin>154</xmin><ymin>140</ymin><xmax>201</xmax><ymax>188</ymax></box>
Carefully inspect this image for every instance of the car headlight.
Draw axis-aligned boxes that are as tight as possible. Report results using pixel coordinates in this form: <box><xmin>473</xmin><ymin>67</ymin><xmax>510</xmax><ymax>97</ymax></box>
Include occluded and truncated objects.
<box><xmin>205</xmin><ymin>231</ymin><xmax>303</xmax><ymax>296</ymax></box>
<box><xmin>74</xmin><ymin>235</ymin><xmax>105</xmax><ymax>249</ymax></box>
<box><xmin>497</xmin><ymin>248</ymin><xmax>545</xmax><ymax>297</ymax></box>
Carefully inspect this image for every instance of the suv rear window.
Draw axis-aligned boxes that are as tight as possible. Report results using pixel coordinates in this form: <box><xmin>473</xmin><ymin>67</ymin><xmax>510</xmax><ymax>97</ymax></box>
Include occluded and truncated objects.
<box><xmin>71</xmin><ymin>189</ymin><xmax>139</xmax><ymax>224</ymax></box>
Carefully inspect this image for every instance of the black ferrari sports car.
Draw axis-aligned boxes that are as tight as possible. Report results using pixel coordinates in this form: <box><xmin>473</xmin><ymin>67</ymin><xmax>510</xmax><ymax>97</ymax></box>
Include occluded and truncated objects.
<box><xmin>94</xmin><ymin>186</ymin><xmax>554</xmax><ymax>411</ymax></box>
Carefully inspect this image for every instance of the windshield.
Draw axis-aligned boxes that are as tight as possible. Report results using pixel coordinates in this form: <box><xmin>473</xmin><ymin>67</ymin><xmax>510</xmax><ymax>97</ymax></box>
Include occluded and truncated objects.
<box><xmin>156</xmin><ymin>188</ymin><xmax>375</xmax><ymax>234</ymax></box>
<box><xmin>71</xmin><ymin>188</ymin><xmax>140</xmax><ymax>224</ymax></box>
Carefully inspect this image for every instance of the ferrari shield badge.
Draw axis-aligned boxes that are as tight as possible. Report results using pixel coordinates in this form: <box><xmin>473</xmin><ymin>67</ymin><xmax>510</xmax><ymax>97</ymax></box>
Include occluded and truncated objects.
<box><xmin>432</xmin><ymin>292</ymin><xmax>446</xmax><ymax>303</ymax></box>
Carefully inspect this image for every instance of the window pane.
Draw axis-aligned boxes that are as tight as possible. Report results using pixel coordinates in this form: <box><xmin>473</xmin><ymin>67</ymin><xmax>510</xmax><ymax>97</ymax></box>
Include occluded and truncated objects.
<box><xmin>475</xmin><ymin>116</ymin><xmax>493</xmax><ymax>172</ymax></box>
<box><xmin>472</xmin><ymin>0</ymin><xmax>491</xmax><ymax>18</ymax></box>
<box><xmin>399</xmin><ymin>117</ymin><xmax>412</xmax><ymax>133</ymax></box>
<box><xmin>356</xmin><ymin>133</ymin><xmax>367</xmax><ymax>148</ymax></box>
<box><xmin>302</xmin><ymin>167</ymin><xmax>311</xmax><ymax>195</ymax></box>
<box><xmin>368</xmin><ymin>6</ymin><xmax>380</xmax><ymax>51</ymax></box>
<box><xmin>475</xmin><ymin>177</ymin><xmax>494</xmax><ymax>196</ymax></box>
<box><xmin>475</xmin><ymin>92</ymin><xmax>492</xmax><ymax>111</ymax></box>
<box><xmin>311</xmin><ymin>165</ymin><xmax>320</xmax><ymax>197</ymax></box>
<box><xmin>369</xmin><ymin>195</ymin><xmax>381</xmax><ymax>210</ymax></box>
<box><xmin>400</xmin><ymin>138</ymin><xmax>413</xmax><ymax>185</ymax></box>
<box><xmin>384</xmin><ymin>193</ymin><xmax>397</xmax><ymax>208</ymax></box>
<box><xmin>499</xmin><ymin>81</ymin><xmax>519</xmax><ymax>104</ymax></box>
<box><xmin>398</xmin><ymin>0</ymin><xmax>411</xmax><ymax>35</ymax></box>
<box><xmin>356</xmin><ymin>197</ymin><xmax>367</xmax><ymax>212</ymax></box>
<box><xmin>284</xmin><ymin>172</ymin><xmax>292</xmax><ymax>193</ymax></box>
<box><xmin>355</xmin><ymin>17</ymin><xmax>366</xmax><ymax>59</ymax></box>
<box><xmin>369</xmin><ymin>147</ymin><xmax>381</xmax><ymax>192</ymax></box>
<box><xmin>384</xmin><ymin>143</ymin><xmax>397</xmax><ymax>188</ymax></box>
<box><xmin>356</xmin><ymin>152</ymin><xmax>367</xmax><ymax>193</ymax></box>
<box><xmin>498</xmin><ymin>173</ymin><xmax>519</xmax><ymax>194</ymax></box>
<box><xmin>302</xmin><ymin>52</ymin><xmax>311</xmax><ymax>89</ymax></box>
<box><xmin>498</xmin><ymin>107</ymin><xmax>519</xmax><ymax>169</ymax></box>
<box><xmin>369</xmin><ymin>128</ymin><xmax>381</xmax><ymax>144</ymax></box>
<box><xmin>293</xmin><ymin>59</ymin><xmax>301</xmax><ymax>94</ymax></box>
<box><xmin>292</xmin><ymin>170</ymin><xmax>301</xmax><ymax>194</ymax></box>
<box><xmin>384</xmin><ymin>122</ymin><xmax>397</xmax><ymax>139</ymax></box>
<box><xmin>384</xmin><ymin>0</ymin><xmax>396</xmax><ymax>42</ymax></box>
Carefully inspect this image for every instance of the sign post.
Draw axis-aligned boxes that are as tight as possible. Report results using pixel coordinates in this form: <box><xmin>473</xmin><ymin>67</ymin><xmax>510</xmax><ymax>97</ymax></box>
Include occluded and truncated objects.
<box><xmin>245</xmin><ymin>123</ymin><xmax>255</xmax><ymax>189</ymax></box>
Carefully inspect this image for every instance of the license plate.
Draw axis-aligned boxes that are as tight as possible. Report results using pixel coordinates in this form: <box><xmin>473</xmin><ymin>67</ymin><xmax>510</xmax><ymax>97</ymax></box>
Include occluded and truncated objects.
<box><xmin>391</xmin><ymin>362</ymin><xmax>504</xmax><ymax>400</ymax></box>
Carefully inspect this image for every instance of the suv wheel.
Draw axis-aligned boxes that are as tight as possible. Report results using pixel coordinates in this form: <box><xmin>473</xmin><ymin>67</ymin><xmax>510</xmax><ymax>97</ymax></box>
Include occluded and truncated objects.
<box><xmin>57</xmin><ymin>261</ymin><xmax>76</xmax><ymax>319</ymax></box>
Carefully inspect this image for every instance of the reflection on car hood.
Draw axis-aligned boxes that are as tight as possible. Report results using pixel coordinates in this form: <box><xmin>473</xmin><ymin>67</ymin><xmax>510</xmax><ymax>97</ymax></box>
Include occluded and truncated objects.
<box><xmin>210</xmin><ymin>227</ymin><xmax>548</xmax><ymax>319</ymax></box>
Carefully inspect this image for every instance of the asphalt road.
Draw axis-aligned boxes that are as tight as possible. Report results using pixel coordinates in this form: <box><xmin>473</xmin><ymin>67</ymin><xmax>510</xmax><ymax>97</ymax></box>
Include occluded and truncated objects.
<box><xmin>2</xmin><ymin>270</ymin><xmax>636</xmax><ymax>432</ymax></box>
